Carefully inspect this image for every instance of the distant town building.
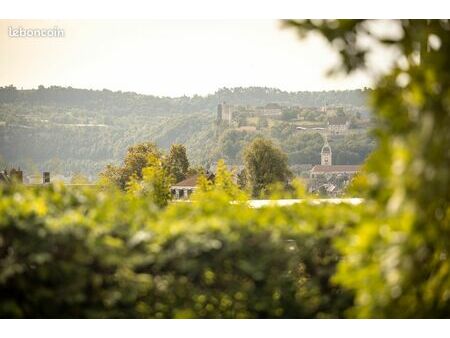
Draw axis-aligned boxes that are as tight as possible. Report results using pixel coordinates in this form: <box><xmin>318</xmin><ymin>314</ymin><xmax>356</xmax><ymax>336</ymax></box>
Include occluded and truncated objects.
<box><xmin>25</xmin><ymin>174</ymin><xmax>43</xmax><ymax>184</ymax></box>
<box><xmin>25</xmin><ymin>171</ymin><xmax>52</xmax><ymax>185</ymax></box>
<box><xmin>327</xmin><ymin>116</ymin><xmax>350</xmax><ymax>135</ymax></box>
<box><xmin>309</xmin><ymin>139</ymin><xmax>360</xmax><ymax>195</ymax></box>
<box><xmin>216</xmin><ymin>103</ymin><xmax>223</xmax><ymax>121</ymax></box>
<box><xmin>310</xmin><ymin>164</ymin><xmax>360</xmax><ymax>178</ymax></box>
<box><xmin>171</xmin><ymin>172</ymin><xmax>215</xmax><ymax>200</ymax></box>
<box><xmin>217</xmin><ymin>102</ymin><xmax>233</xmax><ymax>125</ymax></box>
<box><xmin>321</xmin><ymin>139</ymin><xmax>332</xmax><ymax>165</ymax></box>
<box><xmin>52</xmin><ymin>174</ymin><xmax>72</xmax><ymax>184</ymax></box>
<box><xmin>311</xmin><ymin>139</ymin><xmax>359</xmax><ymax>178</ymax></box>
<box><xmin>218</xmin><ymin>103</ymin><xmax>283</xmax><ymax>124</ymax></box>
<box><xmin>43</xmin><ymin>172</ymin><xmax>50</xmax><ymax>184</ymax></box>
<box><xmin>0</xmin><ymin>169</ymin><xmax>94</xmax><ymax>187</ymax></box>
<box><xmin>260</xmin><ymin>103</ymin><xmax>282</xmax><ymax>117</ymax></box>
<box><xmin>0</xmin><ymin>168</ymin><xmax>23</xmax><ymax>183</ymax></box>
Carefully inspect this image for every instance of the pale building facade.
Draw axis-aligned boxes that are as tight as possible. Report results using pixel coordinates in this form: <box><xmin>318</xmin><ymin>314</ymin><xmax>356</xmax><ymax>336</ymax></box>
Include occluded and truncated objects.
<box><xmin>327</xmin><ymin>116</ymin><xmax>350</xmax><ymax>135</ymax></box>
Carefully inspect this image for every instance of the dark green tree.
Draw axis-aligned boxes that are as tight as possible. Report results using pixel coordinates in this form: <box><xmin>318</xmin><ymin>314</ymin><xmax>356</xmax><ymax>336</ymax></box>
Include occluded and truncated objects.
<box><xmin>165</xmin><ymin>144</ymin><xmax>190</xmax><ymax>183</ymax></box>
<box><xmin>243</xmin><ymin>137</ymin><xmax>292</xmax><ymax>197</ymax></box>
<box><xmin>127</xmin><ymin>154</ymin><xmax>172</xmax><ymax>208</ymax></box>
<box><xmin>100</xmin><ymin>142</ymin><xmax>161</xmax><ymax>190</ymax></box>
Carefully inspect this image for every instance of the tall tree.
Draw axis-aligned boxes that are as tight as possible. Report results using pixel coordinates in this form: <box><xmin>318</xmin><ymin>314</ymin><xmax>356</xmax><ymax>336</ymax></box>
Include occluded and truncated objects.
<box><xmin>193</xmin><ymin>159</ymin><xmax>246</xmax><ymax>201</ymax></box>
<box><xmin>122</xmin><ymin>142</ymin><xmax>161</xmax><ymax>181</ymax></box>
<box><xmin>165</xmin><ymin>144</ymin><xmax>189</xmax><ymax>183</ymax></box>
<box><xmin>99</xmin><ymin>164</ymin><xmax>123</xmax><ymax>187</ymax></box>
<box><xmin>243</xmin><ymin>137</ymin><xmax>291</xmax><ymax>197</ymax></box>
<box><xmin>100</xmin><ymin>142</ymin><xmax>161</xmax><ymax>189</ymax></box>
<box><xmin>126</xmin><ymin>154</ymin><xmax>172</xmax><ymax>208</ymax></box>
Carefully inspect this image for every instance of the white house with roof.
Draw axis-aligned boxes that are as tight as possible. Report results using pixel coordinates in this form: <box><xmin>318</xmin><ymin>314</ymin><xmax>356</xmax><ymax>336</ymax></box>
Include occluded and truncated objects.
<box><xmin>170</xmin><ymin>172</ymin><xmax>215</xmax><ymax>200</ymax></box>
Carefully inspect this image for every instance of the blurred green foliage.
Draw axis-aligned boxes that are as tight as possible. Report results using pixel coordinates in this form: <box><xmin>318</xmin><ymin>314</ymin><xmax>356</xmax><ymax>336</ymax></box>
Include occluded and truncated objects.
<box><xmin>0</xmin><ymin>181</ymin><xmax>356</xmax><ymax>318</ymax></box>
<box><xmin>285</xmin><ymin>19</ymin><xmax>450</xmax><ymax>317</ymax></box>
<box><xmin>126</xmin><ymin>154</ymin><xmax>173</xmax><ymax>208</ymax></box>
<box><xmin>100</xmin><ymin>142</ymin><xmax>162</xmax><ymax>190</ymax></box>
<box><xmin>0</xmin><ymin>20</ymin><xmax>449</xmax><ymax>319</ymax></box>
<box><xmin>0</xmin><ymin>183</ymin><xmax>157</xmax><ymax>318</ymax></box>
<box><xmin>194</xmin><ymin>159</ymin><xmax>247</xmax><ymax>201</ymax></box>
<box><xmin>70</xmin><ymin>173</ymin><xmax>90</xmax><ymax>185</ymax></box>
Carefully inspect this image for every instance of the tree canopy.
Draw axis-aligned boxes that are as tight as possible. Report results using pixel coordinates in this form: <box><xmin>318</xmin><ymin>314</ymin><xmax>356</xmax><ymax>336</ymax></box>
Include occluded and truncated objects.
<box><xmin>165</xmin><ymin>144</ymin><xmax>190</xmax><ymax>183</ymax></box>
<box><xmin>243</xmin><ymin>137</ymin><xmax>292</xmax><ymax>197</ymax></box>
<box><xmin>100</xmin><ymin>142</ymin><xmax>161</xmax><ymax>189</ymax></box>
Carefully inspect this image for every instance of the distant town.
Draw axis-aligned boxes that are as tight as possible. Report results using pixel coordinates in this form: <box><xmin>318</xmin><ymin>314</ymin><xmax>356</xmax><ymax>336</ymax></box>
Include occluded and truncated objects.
<box><xmin>1</xmin><ymin>96</ymin><xmax>368</xmax><ymax>196</ymax></box>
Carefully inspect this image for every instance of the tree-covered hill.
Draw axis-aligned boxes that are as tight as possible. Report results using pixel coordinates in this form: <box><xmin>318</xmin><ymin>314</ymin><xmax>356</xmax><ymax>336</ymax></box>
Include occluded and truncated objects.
<box><xmin>0</xmin><ymin>86</ymin><xmax>372</xmax><ymax>176</ymax></box>
<box><xmin>0</xmin><ymin>85</ymin><xmax>369</xmax><ymax>112</ymax></box>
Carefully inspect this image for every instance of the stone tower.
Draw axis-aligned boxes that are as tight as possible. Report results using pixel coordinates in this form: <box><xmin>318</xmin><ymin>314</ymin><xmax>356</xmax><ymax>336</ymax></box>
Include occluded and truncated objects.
<box><xmin>321</xmin><ymin>138</ymin><xmax>332</xmax><ymax>166</ymax></box>
<box><xmin>217</xmin><ymin>103</ymin><xmax>223</xmax><ymax>121</ymax></box>
<box><xmin>222</xmin><ymin>102</ymin><xmax>232</xmax><ymax>125</ymax></box>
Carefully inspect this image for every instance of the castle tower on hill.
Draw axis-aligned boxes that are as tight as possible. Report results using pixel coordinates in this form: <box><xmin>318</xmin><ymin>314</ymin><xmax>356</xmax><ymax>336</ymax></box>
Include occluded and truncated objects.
<box><xmin>216</xmin><ymin>103</ymin><xmax>223</xmax><ymax>122</ymax></box>
<box><xmin>217</xmin><ymin>102</ymin><xmax>232</xmax><ymax>126</ymax></box>
<box><xmin>321</xmin><ymin>138</ymin><xmax>332</xmax><ymax>166</ymax></box>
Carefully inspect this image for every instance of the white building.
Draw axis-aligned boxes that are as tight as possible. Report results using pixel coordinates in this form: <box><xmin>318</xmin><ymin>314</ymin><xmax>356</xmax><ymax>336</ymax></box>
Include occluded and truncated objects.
<box><xmin>327</xmin><ymin>116</ymin><xmax>350</xmax><ymax>135</ymax></box>
<box><xmin>170</xmin><ymin>172</ymin><xmax>215</xmax><ymax>200</ymax></box>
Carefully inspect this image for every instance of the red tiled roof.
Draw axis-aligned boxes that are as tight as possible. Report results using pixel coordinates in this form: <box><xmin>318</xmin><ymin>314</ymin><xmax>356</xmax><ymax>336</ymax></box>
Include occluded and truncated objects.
<box><xmin>311</xmin><ymin>165</ymin><xmax>360</xmax><ymax>173</ymax></box>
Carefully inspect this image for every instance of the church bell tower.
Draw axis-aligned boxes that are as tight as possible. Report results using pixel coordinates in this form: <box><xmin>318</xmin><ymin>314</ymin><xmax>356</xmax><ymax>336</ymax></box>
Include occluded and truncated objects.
<box><xmin>321</xmin><ymin>138</ymin><xmax>332</xmax><ymax>166</ymax></box>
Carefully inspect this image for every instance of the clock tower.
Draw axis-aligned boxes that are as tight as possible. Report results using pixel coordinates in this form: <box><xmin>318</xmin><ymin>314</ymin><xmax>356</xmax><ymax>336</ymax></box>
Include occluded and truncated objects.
<box><xmin>321</xmin><ymin>139</ymin><xmax>332</xmax><ymax>166</ymax></box>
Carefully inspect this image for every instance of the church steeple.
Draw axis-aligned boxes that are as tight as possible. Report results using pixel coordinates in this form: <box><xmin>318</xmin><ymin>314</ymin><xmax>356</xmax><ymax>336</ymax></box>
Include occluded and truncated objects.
<box><xmin>321</xmin><ymin>136</ymin><xmax>332</xmax><ymax>166</ymax></box>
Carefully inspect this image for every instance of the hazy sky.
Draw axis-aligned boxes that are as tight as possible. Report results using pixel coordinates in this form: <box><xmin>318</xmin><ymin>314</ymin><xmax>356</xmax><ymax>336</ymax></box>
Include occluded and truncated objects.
<box><xmin>0</xmin><ymin>20</ymin><xmax>395</xmax><ymax>97</ymax></box>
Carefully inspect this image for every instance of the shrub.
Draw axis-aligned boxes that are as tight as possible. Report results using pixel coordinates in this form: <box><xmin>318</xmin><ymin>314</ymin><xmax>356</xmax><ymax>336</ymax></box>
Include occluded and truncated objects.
<box><xmin>285</xmin><ymin>19</ymin><xmax>450</xmax><ymax>318</ymax></box>
<box><xmin>0</xmin><ymin>183</ymin><xmax>156</xmax><ymax>318</ymax></box>
<box><xmin>0</xmin><ymin>181</ymin><xmax>356</xmax><ymax>318</ymax></box>
<box><xmin>142</xmin><ymin>195</ymin><xmax>356</xmax><ymax>318</ymax></box>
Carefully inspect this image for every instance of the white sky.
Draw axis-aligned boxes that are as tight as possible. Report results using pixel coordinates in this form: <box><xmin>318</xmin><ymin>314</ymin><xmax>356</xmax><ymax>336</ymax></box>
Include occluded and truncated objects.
<box><xmin>0</xmin><ymin>20</ymin><xmax>396</xmax><ymax>97</ymax></box>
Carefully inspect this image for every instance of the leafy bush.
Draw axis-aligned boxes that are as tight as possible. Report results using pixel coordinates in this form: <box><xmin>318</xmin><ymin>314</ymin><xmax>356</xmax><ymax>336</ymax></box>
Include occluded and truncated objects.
<box><xmin>0</xmin><ymin>183</ymin><xmax>157</xmax><ymax>318</ymax></box>
<box><xmin>286</xmin><ymin>19</ymin><xmax>450</xmax><ymax>318</ymax></box>
<box><xmin>126</xmin><ymin>154</ymin><xmax>173</xmax><ymax>208</ymax></box>
<box><xmin>144</xmin><ymin>196</ymin><xmax>356</xmax><ymax>318</ymax></box>
<box><xmin>0</xmin><ymin>181</ymin><xmax>356</xmax><ymax>318</ymax></box>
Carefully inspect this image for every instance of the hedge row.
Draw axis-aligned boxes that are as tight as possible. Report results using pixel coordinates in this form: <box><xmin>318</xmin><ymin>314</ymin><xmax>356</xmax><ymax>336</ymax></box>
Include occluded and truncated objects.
<box><xmin>0</xmin><ymin>184</ymin><xmax>358</xmax><ymax>318</ymax></box>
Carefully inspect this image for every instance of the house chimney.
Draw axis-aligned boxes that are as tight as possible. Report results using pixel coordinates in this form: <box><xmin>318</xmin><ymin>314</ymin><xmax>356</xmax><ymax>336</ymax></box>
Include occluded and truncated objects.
<box><xmin>43</xmin><ymin>172</ymin><xmax>50</xmax><ymax>184</ymax></box>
